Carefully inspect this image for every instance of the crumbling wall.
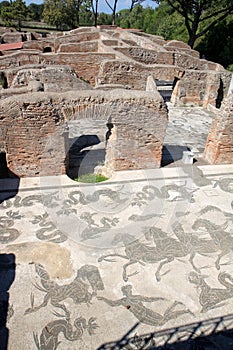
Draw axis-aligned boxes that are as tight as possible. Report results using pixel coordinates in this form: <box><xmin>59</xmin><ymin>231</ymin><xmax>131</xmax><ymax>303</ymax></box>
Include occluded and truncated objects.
<box><xmin>58</xmin><ymin>41</ymin><xmax>98</xmax><ymax>53</ymax></box>
<box><xmin>0</xmin><ymin>89</ymin><xmax>168</xmax><ymax>177</ymax></box>
<box><xmin>41</xmin><ymin>53</ymin><xmax>115</xmax><ymax>85</ymax></box>
<box><xmin>97</xmin><ymin>60</ymin><xmax>180</xmax><ymax>90</ymax></box>
<box><xmin>204</xmin><ymin>93</ymin><xmax>233</xmax><ymax>164</ymax></box>
<box><xmin>173</xmin><ymin>53</ymin><xmax>221</xmax><ymax>70</ymax></box>
<box><xmin>0</xmin><ymin>97</ymin><xmax>68</xmax><ymax>177</ymax></box>
<box><xmin>0</xmin><ymin>51</ymin><xmax>115</xmax><ymax>86</ymax></box>
<box><xmin>171</xmin><ymin>70</ymin><xmax>232</xmax><ymax>107</ymax></box>
<box><xmin>8</xmin><ymin>65</ymin><xmax>92</xmax><ymax>92</ymax></box>
<box><xmin>22</xmin><ymin>39</ymin><xmax>55</xmax><ymax>52</ymax></box>
<box><xmin>104</xmin><ymin>87</ymin><xmax>168</xmax><ymax>173</ymax></box>
<box><xmin>0</xmin><ymin>51</ymin><xmax>40</xmax><ymax>70</ymax></box>
<box><xmin>54</xmin><ymin>32</ymin><xmax>100</xmax><ymax>51</ymax></box>
<box><xmin>1</xmin><ymin>32</ymin><xmax>26</xmax><ymax>43</ymax></box>
<box><xmin>164</xmin><ymin>40</ymin><xmax>200</xmax><ymax>58</ymax></box>
<box><xmin>114</xmin><ymin>47</ymin><xmax>174</xmax><ymax>65</ymax></box>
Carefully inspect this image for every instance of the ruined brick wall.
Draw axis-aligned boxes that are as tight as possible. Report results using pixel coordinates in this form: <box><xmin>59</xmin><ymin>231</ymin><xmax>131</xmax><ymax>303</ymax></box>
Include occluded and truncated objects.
<box><xmin>0</xmin><ymin>51</ymin><xmax>40</xmax><ymax>70</ymax></box>
<box><xmin>7</xmin><ymin>65</ymin><xmax>92</xmax><ymax>92</ymax></box>
<box><xmin>203</xmin><ymin>93</ymin><xmax>233</xmax><ymax>164</ymax></box>
<box><xmin>131</xmin><ymin>33</ymin><xmax>167</xmax><ymax>47</ymax></box>
<box><xmin>117</xmin><ymin>31</ymin><xmax>165</xmax><ymax>51</ymax></box>
<box><xmin>41</xmin><ymin>53</ymin><xmax>115</xmax><ymax>85</ymax></box>
<box><xmin>97</xmin><ymin>60</ymin><xmax>180</xmax><ymax>90</ymax></box>
<box><xmin>0</xmin><ymin>51</ymin><xmax>115</xmax><ymax>86</ymax></box>
<box><xmin>54</xmin><ymin>32</ymin><xmax>100</xmax><ymax>52</ymax></box>
<box><xmin>54</xmin><ymin>89</ymin><xmax>168</xmax><ymax>172</ymax></box>
<box><xmin>58</xmin><ymin>41</ymin><xmax>98</xmax><ymax>53</ymax></box>
<box><xmin>114</xmin><ymin>47</ymin><xmax>174</xmax><ymax>65</ymax></box>
<box><xmin>22</xmin><ymin>39</ymin><xmax>55</xmax><ymax>51</ymax></box>
<box><xmin>102</xmin><ymin>40</ymin><xmax>119</xmax><ymax>46</ymax></box>
<box><xmin>171</xmin><ymin>70</ymin><xmax>232</xmax><ymax>107</ymax></box>
<box><xmin>1</xmin><ymin>32</ymin><xmax>26</xmax><ymax>43</ymax></box>
<box><xmin>0</xmin><ymin>97</ymin><xmax>68</xmax><ymax>177</ymax></box>
<box><xmin>0</xmin><ymin>89</ymin><xmax>168</xmax><ymax>176</ymax></box>
<box><xmin>0</xmin><ymin>27</ymin><xmax>231</xmax><ymax>108</ymax></box>
<box><xmin>164</xmin><ymin>40</ymin><xmax>200</xmax><ymax>59</ymax></box>
<box><xmin>173</xmin><ymin>53</ymin><xmax>221</xmax><ymax>70</ymax></box>
<box><xmin>105</xmin><ymin>96</ymin><xmax>167</xmax><ymax>172</ymax></box>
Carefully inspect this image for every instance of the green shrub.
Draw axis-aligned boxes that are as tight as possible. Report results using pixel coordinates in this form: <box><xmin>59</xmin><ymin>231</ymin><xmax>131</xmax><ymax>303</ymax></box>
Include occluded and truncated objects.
<box><xmin>74</xmin><ymin>173</ymin><xmax>108</xmax><ymax>183</ymax></box>
<box><xmin>226</xmin><ymin>64</ymin><xmax>233</xmax><ymax>72</ymax></box>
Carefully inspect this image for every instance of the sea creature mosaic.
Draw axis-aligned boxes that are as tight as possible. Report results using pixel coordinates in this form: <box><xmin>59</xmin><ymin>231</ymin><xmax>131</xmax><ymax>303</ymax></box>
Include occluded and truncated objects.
<box><xmin>1</xmin><ymin>173</ymin><xmax>233</xmax><ymax>349</ymax></box>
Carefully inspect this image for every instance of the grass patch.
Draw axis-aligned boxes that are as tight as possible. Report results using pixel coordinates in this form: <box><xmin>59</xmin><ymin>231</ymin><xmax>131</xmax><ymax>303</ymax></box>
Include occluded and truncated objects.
<box><xmin>74</xmin><ymin>173</ymin><xmax>109</xmax><ymax>183</ymax></box>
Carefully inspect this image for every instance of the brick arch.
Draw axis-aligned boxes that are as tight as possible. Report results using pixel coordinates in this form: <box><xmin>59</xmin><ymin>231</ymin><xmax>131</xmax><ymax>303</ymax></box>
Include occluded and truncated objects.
<box><xmin>0</xmin><ymin>90</ymin><xmax>168</xmax><ymax>177</ymax></box>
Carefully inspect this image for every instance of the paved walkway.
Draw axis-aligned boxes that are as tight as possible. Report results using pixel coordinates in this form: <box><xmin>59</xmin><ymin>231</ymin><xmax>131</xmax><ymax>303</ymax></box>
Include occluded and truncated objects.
<box><xmin>0</xmin><ymin>162</ymin><xmax>233</xmax><ymax>349</ymax></box>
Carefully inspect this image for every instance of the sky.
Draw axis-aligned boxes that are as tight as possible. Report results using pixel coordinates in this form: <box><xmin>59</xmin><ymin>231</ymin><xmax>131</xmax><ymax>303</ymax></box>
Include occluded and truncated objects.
<box><xmin>22</xmin><ymin>0</ymin><xmax>157</xmax><ymax>13</ymax></box>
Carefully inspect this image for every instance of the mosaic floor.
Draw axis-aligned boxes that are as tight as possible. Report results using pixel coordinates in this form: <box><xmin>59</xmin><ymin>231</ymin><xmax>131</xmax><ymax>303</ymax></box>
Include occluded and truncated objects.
<box><xmin>0</xmin><ymin>162</ymin><xmax>233</xmax><ymax>349</ymax></box>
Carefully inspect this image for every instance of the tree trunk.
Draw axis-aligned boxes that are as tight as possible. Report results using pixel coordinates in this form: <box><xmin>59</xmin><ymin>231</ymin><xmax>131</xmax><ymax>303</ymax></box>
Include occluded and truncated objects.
<box><xmin>188</xmin><ymin>35</ymin><xmax>197</xmax><ymax>49</ymax></box>
<box><xmin>112</xmin><ymin>0</ymin><xmax>118</xmax><ymax>25</ymax></box>
<box><xmin>17</xmin><ymin>18</ymin><xmax>21</xmax><ymax>31</ymax></box>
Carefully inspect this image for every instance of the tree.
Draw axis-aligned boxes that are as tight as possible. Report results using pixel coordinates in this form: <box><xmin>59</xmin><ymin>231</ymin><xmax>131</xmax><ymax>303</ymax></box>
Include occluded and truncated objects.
<box><xmin>105</xmin><ymin>0</ymin><xmax>119</xmax><ymax>25</ymax></box>
<box><xmin>43</xmin><ymin>0</ymin><xmax>69</xmax><ymax>29</ymax></box>
<box><xmin>98</xmin><ymin>12</ymin><xmax>112</xmax><ymax>25</ymax></box>
<box><xmin>116</xmin><ymin>5</ymin><xmax>152</xmax><ymax>31</ymax></box>
<box><xmin>28</xmin><ymin>3</ymin><xmax>44</xmax><ymax>21</ymax></box>
<box><xmin>0</xmin><ymin>1</ymin><xmax>10</xmax><ymax>11</ymax></box>
<box><xmin>43</xmin><ymin>0</ymin><xmax>94</xmax><ymax>28</ymax></box>
<box><xmin>79</xmin><ymin>0</ymin><xmax>94</xmax><ymax>26</ymax></box>
<box><xmin>149</xmin><ymin>1</ymin><xmax>187</xmax><ymax>40</ymax></box>
<box><xmin>90</xmin><ymin>0</ymin><xmax>98</xmax><ymax>26</ymax></box>
<box><xmin>153</xmin><ymin>0</ymin><xmax>233</xmax><ymax>48</ymax></box>
<box><xmin>196</xmin><ymin>15</ymin><xmax>233</xmax><ymax>69</ymax></box>
<box><xmin>66</xmin><ymin>0</ymin><xmax>85</xmax><ymax>28</ymax></box>
<box><xmin>129</xmin><ymin>0</ymin><xmax>145</xmax><ymax>11</ymax></box>
<box><xmin>1</xmin><ymin>0</ymin><xmax>28</xmax><ymax>31</ymax></box>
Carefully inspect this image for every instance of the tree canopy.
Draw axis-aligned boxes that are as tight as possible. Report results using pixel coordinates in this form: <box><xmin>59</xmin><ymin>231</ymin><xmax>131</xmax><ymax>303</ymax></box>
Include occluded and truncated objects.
<box><xmin>42</xmin><ymin>0</ymin><xmax>93</xmax><ymax>29</ymax></box>
<box><xmin>1</xmin><ymin>0</ymin><xmax>28</xmax><ymax>31</ymax></box>
<box><xmin>153</xmin><ymin>0</ymin><xmax>233</xmax><ymax>48</ymax></box>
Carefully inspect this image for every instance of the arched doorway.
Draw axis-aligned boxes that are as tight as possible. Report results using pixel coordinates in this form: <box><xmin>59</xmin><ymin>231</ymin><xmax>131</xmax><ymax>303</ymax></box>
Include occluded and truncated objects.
<box><xmin>66</xmin><ymin>104</ymin><xmax>111</xmax><ymax>180</ymax></box>
<box><xmin>43</xmin><ymin>47</ymin><xmax>52</xmax><ymax>53</ymax></box>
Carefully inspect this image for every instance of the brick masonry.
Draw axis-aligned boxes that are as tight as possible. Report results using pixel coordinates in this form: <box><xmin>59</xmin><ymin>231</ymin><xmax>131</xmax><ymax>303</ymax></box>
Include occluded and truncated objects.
<box><xmin>0</xmin><ymin>88</ymin><xmax>167</xmax><ymax>177</ymax></box>
<box><xmin>0</xmin><ymin>97</ymin><xmax>68</xmax><ymax>177</ymax></box>
<box><xmin>0</xmin><ymin>26</ymin><xmax>232</xmax><ymax>175</ymax></box>
<box><xmin>204</xmin><ymin>93</ymin><xmax>233</xmax><ymax>164</ymax></box>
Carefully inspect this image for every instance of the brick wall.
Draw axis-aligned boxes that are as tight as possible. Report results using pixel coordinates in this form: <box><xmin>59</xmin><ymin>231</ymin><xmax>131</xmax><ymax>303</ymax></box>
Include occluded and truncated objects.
<box><xmin>114</xmin><ymin>47</ymin><xmax>174</xmax><ymax>65</ymax></box>
<box><xmin>0</xmin><ymin>89</ymin><xmax>168</xmax><ymax>177</ymax></box>
<box><xmin>41</xmin><ymin>53</ymin><xmax>115</xmax><ymax>85</ymax></box>
<box><xmin>22</xmin><ymin>39</ymin><xmax>55</xmax><ymax>52</ymax></box>
<box><xmin>204</xmin><ymin>93</ymin><xmax>233</xmax><ymax>164</ymax></box>
<box><xmin>54</xmin><ymin>32</ymin><xmax>100</xmax><ymax>52</ymax></box>
<box><xmin>58</xmin><ymin>41</ymin><xmax>98</xmax><ymax>53</ymax></box>
<box><xmin>171</xmin><ymin>70</ymin><xmax>232</xmax><ymax>107</ymax></box>
<box><xmin>97</xmin><ymin>60</ymin><xmax>180</xmax><ymax>90</ymax></box>
<box><xmin>0</xmin><ymin>97</ymin><xmax>68</xmax><ymax>177</ymax></box>
<box><xmin>105</xmin><ymin>99</ymin><xmax>168</xmax><ymax>172</ymax></box>
<box><xmin>8</xmin><ymin>66</ymin><xmax>91</xmax><ymax>92</ymax></box>
<box><xmin>0</xmin><ymin>51</ymin><xmax>116</xmax><ymax>86</ymax></box>
<box><xmin>173</xmin><ymin>53</ymin><xmax>222</xmax><ymax>71</ymax></box>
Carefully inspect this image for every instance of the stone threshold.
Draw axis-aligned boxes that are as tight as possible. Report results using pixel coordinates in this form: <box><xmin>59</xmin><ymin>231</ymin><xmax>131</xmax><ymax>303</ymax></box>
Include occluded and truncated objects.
<box><xmin>0</xmin><ymin>164</ymin><xmax>233</xmax><ymax>193</ymax></box>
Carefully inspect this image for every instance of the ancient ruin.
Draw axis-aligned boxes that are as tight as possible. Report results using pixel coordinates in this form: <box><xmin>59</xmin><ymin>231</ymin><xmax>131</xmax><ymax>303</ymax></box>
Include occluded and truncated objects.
<box><xmin>1</xmin><ymin>25</ymin><xmax>233</xmax><ymax>350</ymax></box>
<box><xmin>0</xmin><ymin>25</ymin><xmax>232</xmax><ymax>178</ymax></box>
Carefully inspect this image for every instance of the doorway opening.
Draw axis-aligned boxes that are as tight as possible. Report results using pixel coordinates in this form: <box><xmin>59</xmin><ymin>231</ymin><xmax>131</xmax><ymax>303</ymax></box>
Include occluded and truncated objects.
<box><xmin>67</xmin><ymin>120</ymin><xmax>108</xmax><ymax>180</ymax></box>
<box><xmin>43</xmin><ymin>47</ymin><xmax>52</xmax><ymax>53</ymax></box>
<box><xmin>0</xmin><ymin>152</ymin><xmax>8</xmax><ymax>178</ymax></box>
